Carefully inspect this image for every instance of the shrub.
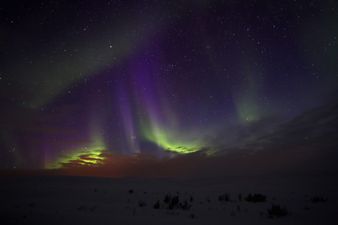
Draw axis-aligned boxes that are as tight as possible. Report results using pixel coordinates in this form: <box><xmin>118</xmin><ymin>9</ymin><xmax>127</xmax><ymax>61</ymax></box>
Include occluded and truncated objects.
<box><xmin>153</xmin><ymin>201</ymin><xmax>160</xmax><ymax>209</ymax></box>
<box><xmin>267</xmin><ymin>205</ymin><xmax>288</xmax><ymax>218</ymax></box>
<box><xmin>245</xmin><ymin>193</ymin><xmax>267</xmax><ymax>203</ymax></box>
<box><xmin>138</xmin><ymin>201</ymin><xmax>146</xmax><ymax>207</ymax></box>
<box><xmin>179</xmin><ymin>200</ymin><xmax>192</xmax><ymax>210</ymax></box>
<box><xmin>164</xmin><ymin>194</ymin><xmax>171</xmax><ymax>204</ymax></box>
<box><xmin>218</xmin><ymin>193</ymin><xmax>230</xmax><ymax>202</ymax></box>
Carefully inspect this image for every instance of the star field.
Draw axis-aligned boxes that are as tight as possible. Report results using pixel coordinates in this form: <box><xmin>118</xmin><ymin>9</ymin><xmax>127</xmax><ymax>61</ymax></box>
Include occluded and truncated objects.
<box><xmin>0</xmin><ymin>0</ymin><xmax>337</xmax><ymax>169</ymax></box>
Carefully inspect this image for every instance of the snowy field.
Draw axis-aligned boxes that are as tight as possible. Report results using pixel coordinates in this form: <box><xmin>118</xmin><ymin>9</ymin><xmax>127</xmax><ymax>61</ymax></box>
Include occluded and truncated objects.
<box><xmin>1</xmin><ymin>174</ymin><xmax>338</xmax><ymax>225</ymax></box>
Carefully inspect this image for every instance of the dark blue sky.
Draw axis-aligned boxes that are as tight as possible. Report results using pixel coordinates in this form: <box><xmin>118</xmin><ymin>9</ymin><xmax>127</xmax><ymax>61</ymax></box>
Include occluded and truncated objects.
<box><xmin>0</xmin><ymin>0</ymin><xmax>337</xmax><ymax>169</ymax></box>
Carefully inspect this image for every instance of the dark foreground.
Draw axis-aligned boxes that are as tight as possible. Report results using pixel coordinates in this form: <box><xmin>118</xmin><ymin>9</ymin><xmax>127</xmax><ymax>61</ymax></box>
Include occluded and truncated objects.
<box><xmin>1</xmin><ymin>174</ymin><xmax>338</xmax><ymax>225</ymax></box>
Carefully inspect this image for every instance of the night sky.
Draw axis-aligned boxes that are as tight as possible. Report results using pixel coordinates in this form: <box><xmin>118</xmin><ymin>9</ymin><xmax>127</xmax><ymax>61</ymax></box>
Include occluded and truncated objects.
<box><xmin>1</xmin><ymin>0</ymin><xmax>338</xmax><ymax>172</ymax></box>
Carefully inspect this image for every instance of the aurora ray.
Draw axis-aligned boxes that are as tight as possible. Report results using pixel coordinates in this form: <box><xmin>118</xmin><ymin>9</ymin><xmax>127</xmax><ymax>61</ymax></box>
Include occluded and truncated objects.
<box><xmin>47</xmin><ymin>133</ymin><xmax>107</xmax><ymax>169</ymax></box>
<box><xmin>1</xmin><ymin>0</ymin><xmax>337</xmax><ymax>170</ymax></box>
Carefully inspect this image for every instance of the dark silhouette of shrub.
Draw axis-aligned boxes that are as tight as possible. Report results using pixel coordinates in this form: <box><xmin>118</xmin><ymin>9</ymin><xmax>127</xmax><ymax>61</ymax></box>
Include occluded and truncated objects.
<box><xmin>179</xmin><ymin>200</ymin><xmax>192</xmax><ymax>210</ymax></box>
<box><xmin>238</xmin><ymin>194</ymin><xmax>242</xmax><ymax>201</ymax></box>
<box><xmin>168</xmin><ymin>195</ymin><xmax>179</xmax><ymax>209</ymax></box>
<box><xmin>128</xmin><ymin>189</ymin><xmax>134</xmax><ymax>194</ymax></box>
<box><xmin>245</xmin><ymin>193</ymin><xmax>267</xmax><ymax>203</ymax></box>
<box><xmin>172</xmin><ymin>196</ymin><xmax>179</xmax><ymax>205</ymax></box>
<box><xmin>161</xmin><ymin>193</ymin><xmax>192</xmax><ymax>211</ymax></box>
<box><xmin>218</xmin><ymin>193</ymin><xmax>230</xmax><ymax>202</ymax></box>
<box><xmin>267</xmin><ymin>205</ymin><xmax>288</xmax><ymax>218</ymax></box>
<box><xmin>153</xmin><ymin>201</ymin><xmax>160</xmax><ymax>209</ymax></box>
<box><xmin>164</xmin><ymin>194</ymin><xmax>171</xmax><ymax>204</ymax></box>
<box><xmin>138</xmin><ymin>201</ymin><xmax>146</xmax><ymax>207</ymax></box>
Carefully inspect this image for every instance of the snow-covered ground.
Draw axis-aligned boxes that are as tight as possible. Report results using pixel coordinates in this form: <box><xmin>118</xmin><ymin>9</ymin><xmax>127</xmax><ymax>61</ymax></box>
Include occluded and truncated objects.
<box><xmin>1</xmin><ymin>174</ymin><xmax>337</xmax><ymax>225</ymax></box>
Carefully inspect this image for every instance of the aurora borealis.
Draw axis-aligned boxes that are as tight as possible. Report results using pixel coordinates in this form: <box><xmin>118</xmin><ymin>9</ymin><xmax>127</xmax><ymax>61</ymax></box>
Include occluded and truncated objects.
<box><xmin>1</xmin><ymin>0</ymin><xmax>338</xmax><ymax>172</ymax></box>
